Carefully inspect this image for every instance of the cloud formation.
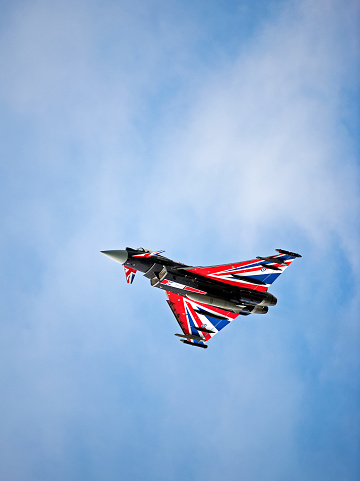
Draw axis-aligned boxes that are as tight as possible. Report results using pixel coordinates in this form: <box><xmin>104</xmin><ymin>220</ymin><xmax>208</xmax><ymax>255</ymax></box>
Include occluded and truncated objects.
<box><xmin>0</xmin><ymin>1</ymin><xmax>359</xmax><ymax>480</ymax></box>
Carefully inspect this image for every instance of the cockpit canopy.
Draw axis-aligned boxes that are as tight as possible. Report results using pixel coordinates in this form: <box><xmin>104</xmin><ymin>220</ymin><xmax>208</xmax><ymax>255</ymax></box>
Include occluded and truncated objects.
<box><xmin>126</xmin><ymin>247</ymin><xmax>152</xmax><ymax>253</ymax></box>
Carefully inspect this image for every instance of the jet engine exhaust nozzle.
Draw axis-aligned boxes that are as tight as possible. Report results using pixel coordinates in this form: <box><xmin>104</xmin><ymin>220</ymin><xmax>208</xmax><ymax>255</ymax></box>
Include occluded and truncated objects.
<box><xmin>101</xmin><ymin>250</ymin><xmax>129</xmax><ymax>264</ymax></box>
<box><xmin>260</xmin><ymin>292</ymin><xmax>277</xmax><ymax>306</ymax></box>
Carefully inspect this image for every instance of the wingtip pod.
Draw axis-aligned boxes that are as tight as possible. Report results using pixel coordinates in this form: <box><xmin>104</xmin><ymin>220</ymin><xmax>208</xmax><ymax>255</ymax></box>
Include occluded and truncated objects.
<box><xmin>180</xmin><ymin>339</ymin><xmax>208</xmax><ymax>349</ymax></box>
<box><xmin>275</xmin><ymin>249</ymin><xmax>302</xmax><ymax>258</ymax></box>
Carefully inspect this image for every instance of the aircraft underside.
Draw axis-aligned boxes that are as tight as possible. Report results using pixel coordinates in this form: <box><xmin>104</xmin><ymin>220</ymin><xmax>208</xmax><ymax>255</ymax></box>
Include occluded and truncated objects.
<box><xmin>102</xmin><ymin>247</ymin><xmax>301</xmax><ymax>348</ymax></box>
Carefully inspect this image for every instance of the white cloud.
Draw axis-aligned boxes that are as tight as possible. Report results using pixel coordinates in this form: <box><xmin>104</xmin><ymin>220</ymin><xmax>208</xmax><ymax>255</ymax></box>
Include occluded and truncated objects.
<box><xmin>0</xmin><ymin>0</ymin><xmax>359</xmax><ymax>480</ymax></box>
<box><xmin>138</xmin><ymin>0</ymin><xmax>359</xmax><ymax>267</ymax></box>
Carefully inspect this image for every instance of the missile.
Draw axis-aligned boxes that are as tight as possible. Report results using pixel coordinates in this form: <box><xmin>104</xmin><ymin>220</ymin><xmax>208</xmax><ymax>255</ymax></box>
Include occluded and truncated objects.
<box><xmin>175</xmin><ymin>333</ymin><xmax>205</xmax><ymax>342</ymax></box>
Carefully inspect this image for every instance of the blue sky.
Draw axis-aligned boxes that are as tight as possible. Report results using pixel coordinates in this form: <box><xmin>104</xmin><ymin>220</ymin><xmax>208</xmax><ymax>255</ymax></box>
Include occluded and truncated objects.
<box><xmin>0</xmin><ymin>0</ymin><xmax>359</xmax><ymax>480</ymax></box>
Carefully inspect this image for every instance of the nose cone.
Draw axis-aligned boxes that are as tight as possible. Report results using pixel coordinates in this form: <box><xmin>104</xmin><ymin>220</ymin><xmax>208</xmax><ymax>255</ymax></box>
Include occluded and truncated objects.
<box><xmin>101</xmin><ymin>250</ymin><xmax>128</xmax><ymax>264</ymax></box>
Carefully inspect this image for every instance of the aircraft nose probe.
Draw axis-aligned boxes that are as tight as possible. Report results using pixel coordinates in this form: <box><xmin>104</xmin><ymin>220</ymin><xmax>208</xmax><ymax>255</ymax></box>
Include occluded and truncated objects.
<box><xmin>101</xmin><ymin>250</ymin><xmax>128</xmax><ymax>264</ymax></box>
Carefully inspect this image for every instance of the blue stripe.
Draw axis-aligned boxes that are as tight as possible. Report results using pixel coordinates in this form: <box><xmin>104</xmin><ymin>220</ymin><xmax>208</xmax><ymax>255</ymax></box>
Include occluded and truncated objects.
<box><xmin>248</xmin><ymin>272</ymin><xmax>281</xmax><ymax>284</ymax></box>
<box><xmin>207</xmin><ymin>317</ymin><xmax>230</xmax><ymax>331</ymax></box>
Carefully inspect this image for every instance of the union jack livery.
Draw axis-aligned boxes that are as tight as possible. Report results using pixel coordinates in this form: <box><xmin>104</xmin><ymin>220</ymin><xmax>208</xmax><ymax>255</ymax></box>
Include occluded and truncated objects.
<box><xmin>124</xmin><ymin>266</ymin><xmax>136</xmax><ymax>284</ymax></box>
<box><xmin>101</xmin><ymin>247</ymin><xmax>301</xmax><ymax>349</ymax></box>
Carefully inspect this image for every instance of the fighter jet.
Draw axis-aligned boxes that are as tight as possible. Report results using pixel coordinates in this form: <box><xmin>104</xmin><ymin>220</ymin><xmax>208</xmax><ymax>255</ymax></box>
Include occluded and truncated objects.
<box><xmin>101</xmin><ymin>247</ymin><xmax>301</xmax><ymax>349</ymax></box>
